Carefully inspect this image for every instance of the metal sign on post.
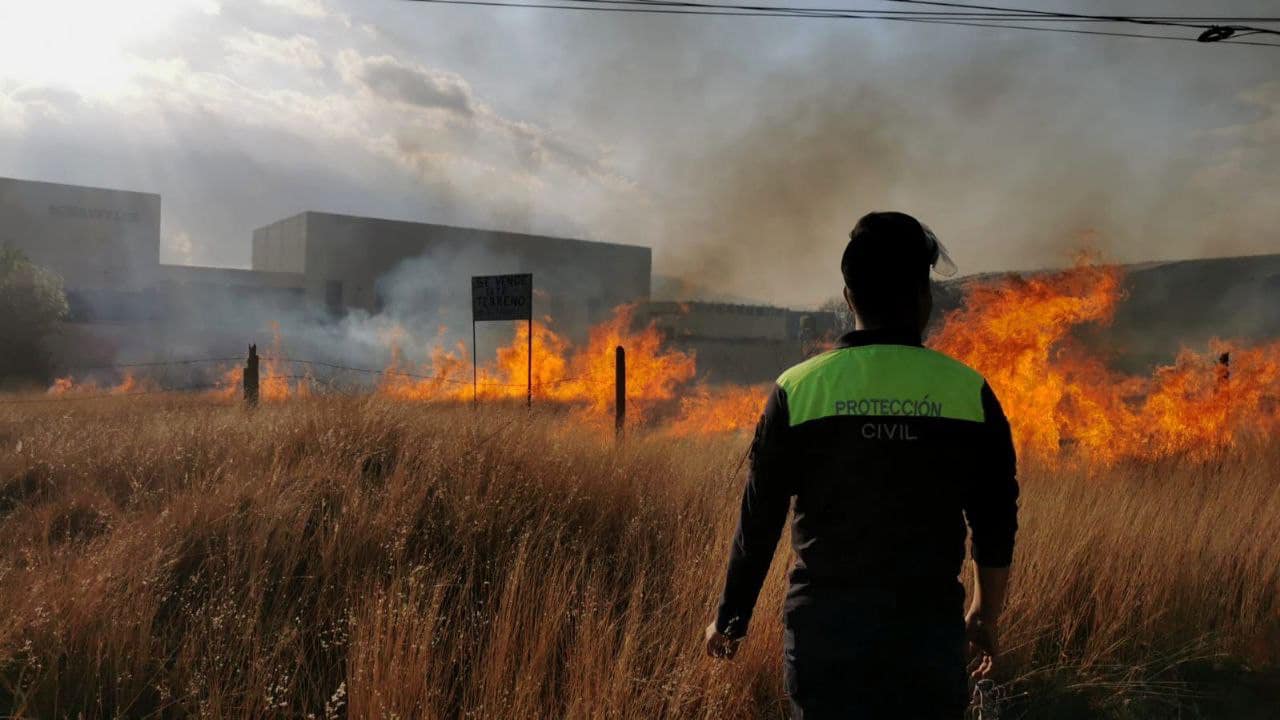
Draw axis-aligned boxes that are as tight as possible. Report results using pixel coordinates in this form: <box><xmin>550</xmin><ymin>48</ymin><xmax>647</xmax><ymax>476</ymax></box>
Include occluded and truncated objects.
<box><xmin>470</xmin><ymin>273</ymin><xmax>533</xmax><ymax>406</ymax></box>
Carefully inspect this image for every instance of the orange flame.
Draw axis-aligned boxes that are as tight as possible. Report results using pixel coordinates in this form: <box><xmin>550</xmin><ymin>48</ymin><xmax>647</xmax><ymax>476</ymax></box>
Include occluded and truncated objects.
<box><xmin>378</xmin><ymin>306</ymin><xmax>701</xmax><ymax>425</ymax></box>
<box><xmin>932</xmin><ymin>259</ymin><xmax>1280</xmax><ymax>463</ymax></box>
<box><xmin>212</xmin><ymin>323</ymin><xmax>312</xmax><ymax>402</ymax></box>
<box><xmin>666</xmin><ymin>384</ymin><xmax>770</xmax><ymax>437</ymax></box>
<box><xmin>41</xmin><ymin>260</ymin><xmax>1276</xmax><ymax>461</ymax></box>
<box><xmin>45</xmin><ymin>371</ymin><xmax>157</xmax><ymax>396</ymax></box>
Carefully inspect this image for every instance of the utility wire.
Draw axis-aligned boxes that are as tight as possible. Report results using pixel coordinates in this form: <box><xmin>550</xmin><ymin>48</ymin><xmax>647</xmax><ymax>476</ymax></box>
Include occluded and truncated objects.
<box><xmin>57</xmin><ymin>357</ymin><xmax>244</xmax><ymax>371</ymax></box>
<box><xmin>601</xmin><ymin>0</ymin><xmax>1280</xmax><ymax>42</ymax></box>
<box><xmin>32</xmin><ymin>355</ymin><xmax>605</xmax><ymax>391</ymax></box>
<box><xmin>402</xmin><ymin>0</ymin><xmax>1280</xmax><ymax>46</ymax></box>
<box><xmin>877</xmin><ymin>0</ymin><xmax>1280</xmax><ymax>36</ymax></box>
<box><xmin>406</xmin><ymin>0</ymin><xmax>1280</xmax><ymax>22</ymax></box>
<box><xmin>0</xmin><ymin>384</ymin><xmax>224</xmax><ymax>405</ymax></box>
<box><xmin>626</xmin><ymin>0</ymin><xmax>1280</xmax><ymax>27</ymax></box>
<box><xmin>879</xmin><ymin>14</ymin><xmax>1279</xmax><ymax>46</ymax></box>
<box><xmin>279</xmin><ymin>357</ymin><xmax>600</xmax><ymax>388</ymax></box>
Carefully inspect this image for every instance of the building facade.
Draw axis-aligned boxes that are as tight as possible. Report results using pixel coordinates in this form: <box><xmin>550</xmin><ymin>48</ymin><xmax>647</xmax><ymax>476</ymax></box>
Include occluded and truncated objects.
<box><xmin>0</xmin><ymin>176</ymin><xmax>161</xmax><ymax>293</ymax></box>
<box><xmin>253</xmin><ymin>211</ymin><xmax>652</xmax><ymax>332</ymax></box>
<box><xmin>636</xmin><ymin>301</ymin><xmax>841</xmax><ymax>383</ymax></box>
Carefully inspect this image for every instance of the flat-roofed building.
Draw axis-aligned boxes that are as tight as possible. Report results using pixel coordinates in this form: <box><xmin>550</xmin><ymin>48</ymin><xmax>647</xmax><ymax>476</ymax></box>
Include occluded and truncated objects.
<box><xmin>637</xmin><ymin>301</ymin><xmax>841</xmax><ymax>383</ymax></box>
<box><xmin>0</xmin><ymin>175</ymin><xmax>160</xmax><ymax>293</ymax></box>
<box><xmin>253</xmin><ymin>211</ymin><xmax>652</xmax><ymax>332</ymax></box>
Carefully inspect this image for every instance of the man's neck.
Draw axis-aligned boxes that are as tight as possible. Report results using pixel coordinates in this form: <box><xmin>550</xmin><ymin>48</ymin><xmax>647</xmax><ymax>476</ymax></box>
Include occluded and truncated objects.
<box><xmin>854</xmin><ymin>319</ymin><xmax>921</xmax><ymax>333</ymax></box>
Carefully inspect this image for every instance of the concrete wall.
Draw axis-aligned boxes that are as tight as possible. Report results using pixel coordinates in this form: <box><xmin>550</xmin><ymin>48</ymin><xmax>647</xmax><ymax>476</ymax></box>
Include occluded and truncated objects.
<box><xmin>670</xmin><ymin>337</ymin><xmax>809</xmax><ymax>385</ymax></box>
<box><xmin>159</xmin><ymin>264</ymin><xmax>306</xmax><ymax>290</ymax></box>
<box><xmin>0</xmin><ymin>176</ymin><xmax>160</xmax><ymax>292</ymax></box>
<box><xmin>635</xmin><ymin>302</ymin><xmax>842</xmax><ymax>383</ymax></box>
<box><xmin>254</xmin><ymin>211</ymin><xmax>652</xmax><ymax>333</ymax></box>
<box><xmin>641</xmin><ymin>301</ymin><xmax>792</xmax><ymax>341</ymax></box>
<box><xmin>251</xmin><ymin>213</ymin><xmax>307</xmax><ymax>274</ymax></box>
<box><xmin>156</xmin><ymin>265</ymin><xmax>308</xmax><ymax>325</ymax></box>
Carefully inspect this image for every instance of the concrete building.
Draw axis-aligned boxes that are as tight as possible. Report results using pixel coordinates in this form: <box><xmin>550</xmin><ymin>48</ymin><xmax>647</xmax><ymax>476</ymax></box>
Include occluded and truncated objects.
<box><xmin>2</xmin><ymin>175</ymin><xmax>657</xmax><ymax>363</ymax></box>
<box><xmin>1</xmin><ymin>177</ymin><xmax>652</xmax><ymax>334</ymax></box>
<box><xmin>252</xmin><ymin>211</ymin><xmax>651</xmax><ymax>330</ymax></box>
<box><xmin>637</xmin><ymin>301</ymin><xmax>841</xmax><ymax>383</ymax></box>
<box><xmin>155</xmin><ymin>265</ymin><xmax>308</xmax><ymax>322</ymax></box>
<box><xmin>0</xmin><ymin>176</ymin><xmax>161</xmax><ymax>293</ymax></box>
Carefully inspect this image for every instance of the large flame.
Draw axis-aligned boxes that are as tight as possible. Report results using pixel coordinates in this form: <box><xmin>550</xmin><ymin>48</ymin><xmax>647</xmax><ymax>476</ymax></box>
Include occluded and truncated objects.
<box><xmin>379</xmin><ymin>306</ymin><xmax>701</xmax><ymax>425</ymax></box>
<box><xmin>932</xmin><ymin>260</ymin><xmax>1280</xmax><ymax>462</ymax></box>
<box><xmin>46</xmin><ymin>371</ymin><xmax>157</xmax><ymax>396</ymax></box>
<box><xmin>666</xmin><ymin>383</ymin><xmax>772</xmax><ymax>436</ymax></box>
<box><xmin>39</xmin><ymin>262</ymin><xmax>1279</xmax><ymax>461</ymax></box>
<box><xmin>211</xmin><ymin>324</ymin><xmax>313</xmax><ymax>402</ymax></box>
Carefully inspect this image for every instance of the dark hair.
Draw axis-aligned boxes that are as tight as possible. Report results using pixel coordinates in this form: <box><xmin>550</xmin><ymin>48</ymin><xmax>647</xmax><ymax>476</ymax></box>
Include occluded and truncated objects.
<box><xmin>841</xmin><ymin>211</ymin><xmax>932</xmax><ymax>323</ymax></box>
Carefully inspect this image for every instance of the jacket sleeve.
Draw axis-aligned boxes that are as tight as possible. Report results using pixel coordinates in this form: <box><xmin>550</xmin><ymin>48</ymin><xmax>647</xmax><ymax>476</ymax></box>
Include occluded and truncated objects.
<box><xmin>964</xmin><ymin>382</ymin><xmax>1020</xmax><ymax>568</ymax></box>
<box><xmin>714</xmin><ymin>384</ymin><xmax>794</xmax><ymax>639</ymax></box>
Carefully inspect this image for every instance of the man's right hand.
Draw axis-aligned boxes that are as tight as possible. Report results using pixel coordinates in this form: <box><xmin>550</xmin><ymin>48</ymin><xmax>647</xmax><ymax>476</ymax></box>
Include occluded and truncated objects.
<box><xmin>704</xmin><ymin>622</ymin><xmax>741</xmax><ymax>660</ymax></box>
<box><xmin>964</xmin><ymin>610</ymin><xmax>998</xmax><ymax>680</ymax></box>
<box><xmin>967</xmin><ymin>564</ymin><xmax>1010</xmax><ymax>680</ymax></box>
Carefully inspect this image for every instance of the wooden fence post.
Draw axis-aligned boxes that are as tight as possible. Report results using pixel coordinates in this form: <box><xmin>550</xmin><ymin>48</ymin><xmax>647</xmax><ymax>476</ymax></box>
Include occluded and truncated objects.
<box><xmin>244</xmin><ymin>344</ymin><xmax>259</xmax><ymax>407</ymax></box>
<box><xmin>615</xmin><ymin>346</ymin><xmax>626</xmax><ymax>439</ymax></box>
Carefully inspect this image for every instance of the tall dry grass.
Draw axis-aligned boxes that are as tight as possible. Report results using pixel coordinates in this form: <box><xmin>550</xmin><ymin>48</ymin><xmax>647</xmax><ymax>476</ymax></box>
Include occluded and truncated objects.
<box><xmin>0</xmin><ymin>395</ymin><xmax>1277</xmax><ymax>719</ymax></box>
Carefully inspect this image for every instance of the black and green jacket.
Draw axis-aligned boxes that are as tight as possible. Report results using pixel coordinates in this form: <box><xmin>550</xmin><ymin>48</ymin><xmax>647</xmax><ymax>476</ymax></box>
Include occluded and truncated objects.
<box><xmin>715</xmin><ymin>328</ymin><xmax>1019</xmax><ymax>639</ymax></box>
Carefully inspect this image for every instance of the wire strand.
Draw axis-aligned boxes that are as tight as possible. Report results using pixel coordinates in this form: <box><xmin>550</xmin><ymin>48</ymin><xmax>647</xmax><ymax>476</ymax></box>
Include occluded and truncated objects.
<box><xmin>876</xmin><ymin>0</ymin><xmax>1280</xmax><ymax>35</ymax></box>
<box><xmin>402</xmin><ymin>0</ymin><xmax>1280</xmax><ymax>46</ymax></box>
<box><xmin>40</xmin><ymin>355</ymin><xmax>602</xmax><ymax>390</ymax></box>
<box><xmin>56</xmin><ymin>357</ymin><xmax>245</xmax><ymax>371</ymax></box>
<box><xmin>0</xmin><ymin>384</ymin><xmax>225</xmax><ymax>405</ymax></box>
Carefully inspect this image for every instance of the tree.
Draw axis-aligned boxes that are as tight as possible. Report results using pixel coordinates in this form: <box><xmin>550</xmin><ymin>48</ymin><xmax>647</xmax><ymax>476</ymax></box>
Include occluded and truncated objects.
<box><xmin>818</xmin><ymin>295</ymin><xmax>855</xmax><ymax>335</ymax></box>
<box><xmin>821</xmin><ymin>280</ymin><xmax>963</xmax><ymax>336</ymax></box>
<box><xmin>0</xmin><ymin>245</ymin><xmax>69</xmax><ymax>382</ymax></box>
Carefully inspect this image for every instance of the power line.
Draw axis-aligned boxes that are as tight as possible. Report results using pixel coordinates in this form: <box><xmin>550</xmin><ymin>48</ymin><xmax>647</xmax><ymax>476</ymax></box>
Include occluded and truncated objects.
<box><xmin>278</xmin><ymin>357</ymin><xmax>600</xmax><ymax>388</ymax></box>
<box><xmin>57</xmin><ymin>357</ymin><xmax>244</xmax><ymax>371</ymax></box>
<box><xmin>885</xmin><ymin>15</ymin><xmax>1280</xmax><ymax>46</ymax></box>
<box><xmin>599</xmin><ymin>0</ymin><xmax>1280</xmax><ymax>42</ymax></box>
<box><xmin>29</xmin><ymin>355</ymin><xmax>603</xmax><ymax>392</ymax></box>
<box><xmin>402</xmin><ymin>0</ymin><xmax>1280</xmax><ymax>46</ymax></box>
<box><xmin>0</xmin><ymin>384</ymin><xmax>224</xmax><ymax>405</ymax></box>
<box><xmin>878</xmin><ymin>0</ymin><xmax>1280</xmax><ymax>35</ymax></box>
<box><xmin>628</xmin><ymin>0</ymin><xmax>1280</xmax><ymax>27</ymax></box>
<box><xmin>405</xmin><ymin>0</ymin><xmax>1280</xmax><ymax>22</ymax></box>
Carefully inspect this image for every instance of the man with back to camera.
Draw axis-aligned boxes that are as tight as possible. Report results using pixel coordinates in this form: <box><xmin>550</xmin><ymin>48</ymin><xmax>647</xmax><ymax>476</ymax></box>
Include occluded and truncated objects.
<box><xmin>703</xmin><ymin>212</ymin><xmax>1020</xmax><ymax>718</ymax></box>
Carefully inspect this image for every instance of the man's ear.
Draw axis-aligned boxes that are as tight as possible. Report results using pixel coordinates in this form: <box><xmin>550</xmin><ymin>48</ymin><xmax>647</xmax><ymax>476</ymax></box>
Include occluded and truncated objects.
<box><xmin>843</xmin><ymin>286</ymin><xmax>856</xmax><ymax>313</ymax></box>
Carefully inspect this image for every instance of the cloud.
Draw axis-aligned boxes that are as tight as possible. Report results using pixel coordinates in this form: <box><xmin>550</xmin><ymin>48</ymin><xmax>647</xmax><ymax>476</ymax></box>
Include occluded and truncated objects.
<box><xmin>4</xmin><ymin>0</ymin><xmax>1279</xmax><ymax>307</ymax></box>
<box><xmin>1181</xmin><ymin>79</ymin><xmax>1280</xmax><ymax>256</ymax></box>
<box><xmin>0</xmin><ymin>91</ymin><xmax>25</xmax><ymax>132</ymax></box>
<box><xmin>0</xmin><ymin>2</ymin><xmax>636</xmax><ymax>271</ymax></box>
<box><xmin>1209</xmin><ymin>81</ymin><xmax>1280</xmax><ymax>145</ymax></box>
<box><xmin>224</xmin><ymin>31</ymin><xmax>326</xmax><ymax>69</ymax></box>
<box><xmin>0</xmin><ymin>85</ymin><xmax>83</xmax><ymax>128</ymax></box>
<box><xmin>260</xmin><ymin>0</ymin><xmax>330</xmax><ymax>19</ymax></box>
<box><xmin>342</xmin><ymin>52</ymin><xmax>475</xmax><ymax>115</ymax></box>
<box><xmin>332</xmin><ymin>49</ymin><xmax>622</xmax><ymax>190</ymax></box>
<box><xmin>164</xmin><ymin>229</ymin><xmax>197</xmax><ymax>264</ymax></box>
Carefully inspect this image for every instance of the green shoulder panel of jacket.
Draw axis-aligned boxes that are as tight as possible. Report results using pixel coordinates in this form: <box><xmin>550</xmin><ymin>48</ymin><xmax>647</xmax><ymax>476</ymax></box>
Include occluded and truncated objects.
<box><xmin>777</xmin><ymin>345</ymin><xmax>987</xmax><ymax>427</ymax></box>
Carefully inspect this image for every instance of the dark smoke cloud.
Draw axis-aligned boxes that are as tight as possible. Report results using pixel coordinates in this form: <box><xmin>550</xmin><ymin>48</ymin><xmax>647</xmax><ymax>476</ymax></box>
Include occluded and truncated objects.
<box><xmin>405</xmin><ymin>0</ymin><xmax>1278</xmax><ymax>305</ymax></box>
<box><xmin>2</xmin><ymin>0</ymin><xmax>1277</xmax><ymax>310</ymax></box>
<box><xmin>350</xmin><ymin>54</ymin><xmax>477</xmax><ymax>116</ymax></box>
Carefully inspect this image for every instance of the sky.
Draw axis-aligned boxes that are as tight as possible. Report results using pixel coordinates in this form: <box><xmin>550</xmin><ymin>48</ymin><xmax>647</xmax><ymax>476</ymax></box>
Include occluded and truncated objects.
<box><xmin>0</xmin><ymin>0</ymin><xmax>1277</xmax><ymax>307</ymax></box>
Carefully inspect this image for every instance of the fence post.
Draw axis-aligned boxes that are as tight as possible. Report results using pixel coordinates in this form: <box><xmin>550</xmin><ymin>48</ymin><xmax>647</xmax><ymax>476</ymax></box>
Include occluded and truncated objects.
<box><xmin>615</xmin><ymin>346</ymin><xmax>626</xmax><ymax>439</ymax></box>
<box><xmin>244</xmin><ymin>344</ymin><xmax>259</xmax><ymax>407</ymax></box>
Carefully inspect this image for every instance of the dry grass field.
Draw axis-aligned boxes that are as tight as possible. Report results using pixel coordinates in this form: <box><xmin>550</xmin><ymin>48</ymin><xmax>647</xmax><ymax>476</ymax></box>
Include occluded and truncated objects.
<box><xmin>1</xmin><ymin>394</ymin><xmax>1278</xmax><ymax>719</ymax></box>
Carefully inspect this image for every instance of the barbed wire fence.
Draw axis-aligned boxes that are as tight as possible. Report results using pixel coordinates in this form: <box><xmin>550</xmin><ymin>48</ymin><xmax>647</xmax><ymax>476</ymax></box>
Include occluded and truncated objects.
<box><xmin>0</xmin><ymin>351</ymin><xmax>609</xmax><ymax>405</ymax></box>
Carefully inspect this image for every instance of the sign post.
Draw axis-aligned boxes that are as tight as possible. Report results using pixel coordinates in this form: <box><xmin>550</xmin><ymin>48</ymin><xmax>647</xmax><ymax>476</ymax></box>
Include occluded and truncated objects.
<box><xmin>615</xmin><ymin>346</ymin><xmax>626</xmax><ymax>438</ymax></box>
<box><xmin>471</xmin><ymin>273</ymin><xmax>534</xmax><ymax>407</ymax></box>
